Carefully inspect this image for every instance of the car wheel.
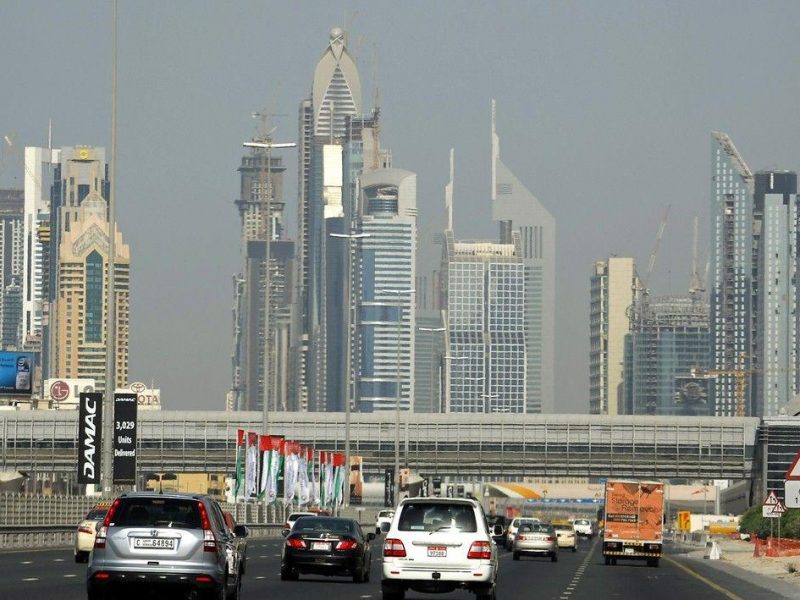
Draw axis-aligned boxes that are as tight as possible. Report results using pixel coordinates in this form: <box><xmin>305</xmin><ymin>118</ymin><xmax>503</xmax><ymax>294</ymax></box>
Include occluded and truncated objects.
<box><xmin>476</xmin><ymin>584</ymin><xmax>497</xmax><ymax>600</ymax></box>
<box><xmin>611</xmin><ymin>558</ymin><xmax>617</xmax><ymax>566</ymax></box>
<box><xmin>280</xmin><ymin>564</ymin><xmax>298</xmax><ymax>581</ymax></box>
<box><xmin>551</xmin><ymin>552</ymin><xmax>558</xmax><ymax>562</ymax></box>
<box><xmin>604</xmin><ymin>556</ymin><xmax>610</xmax><ymax>565</ymax></box>
<box><xmin>75</xmin><ymin>551</ymin><xmax>88</xmax><ymax>563</ymax></box>
<box><xmin>353</xmin><ymin>562</ymin><xmax>365</xmax><ymax>583</ymax></box>
<box><xmin>87</xmin><ymin>590</ymin><xmax>104</xmax><ymax>600</ymax></box>
<box><xmin>381</xmin><ymin>588</ymin><xmax>404</xmax><ymax>600</ymax></box>
<box><xmin>512</xmin><ymin>551</ymin><xmax>520</xmax><ymax>561</ymax></box>
<box><xmin>229</xmin><ymin>571</ymin><xmax>242</xmax><ymax>600</ymax></box>
<box><xmin>572</xmin><ymin>546</ymin><xmax>577</xmax><ymax>553</ymax></box>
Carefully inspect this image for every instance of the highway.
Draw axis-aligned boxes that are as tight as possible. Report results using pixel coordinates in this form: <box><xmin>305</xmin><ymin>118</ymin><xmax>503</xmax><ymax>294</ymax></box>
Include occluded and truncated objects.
<box><xmin>0</xmin><ymin>537</ymin><xmax>789</xmax><ymax>600</ymax></box>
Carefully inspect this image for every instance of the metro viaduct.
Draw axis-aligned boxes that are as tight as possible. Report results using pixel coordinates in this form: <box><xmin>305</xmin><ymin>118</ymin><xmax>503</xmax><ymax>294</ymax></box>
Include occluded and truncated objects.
<box><xmin>4</xmin><ymin>410</ymin><xmax>783</xmax><ymax>485</ymax></box>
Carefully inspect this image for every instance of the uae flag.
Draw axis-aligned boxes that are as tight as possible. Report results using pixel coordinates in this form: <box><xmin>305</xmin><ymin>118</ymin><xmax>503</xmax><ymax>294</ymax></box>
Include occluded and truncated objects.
<box><xmin>234</xmin><ymin>429</ymin><xmax>245</xmax><ymax>499</ymax></box>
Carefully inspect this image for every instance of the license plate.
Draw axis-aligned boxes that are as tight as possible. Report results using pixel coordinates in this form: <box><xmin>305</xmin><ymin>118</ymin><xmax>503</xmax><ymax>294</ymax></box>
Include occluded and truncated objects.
<box><xmin>134</xmin><ymin>538</ymin><xmax>175</xmax><ymax>550</ymax></box>
<box><xmin>624</xmin><ymin>547</ymin><xmax>634</xmax><ymax>554</ymax></box>
<box><xmin>311</xmin><ymin>542</ymin><xmax>330</xmax><ymax>551</ymax></box>
<box><xmin>427</xmin><ymin>546</ymin><xmax>447</xmax><ymax>557</ymax></box>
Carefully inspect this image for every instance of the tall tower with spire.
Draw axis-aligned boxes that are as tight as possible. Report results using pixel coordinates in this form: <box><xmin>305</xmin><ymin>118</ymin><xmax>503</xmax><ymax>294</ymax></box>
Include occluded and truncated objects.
<box><xmin>490</xmin><ymin>100</ymin><xmax>555</xmax><ymax>413</ymax></box>
<box><xmin>295</xmin><ymin>28</ymin><xmax>363</xmax><ymax>411</ymax></box>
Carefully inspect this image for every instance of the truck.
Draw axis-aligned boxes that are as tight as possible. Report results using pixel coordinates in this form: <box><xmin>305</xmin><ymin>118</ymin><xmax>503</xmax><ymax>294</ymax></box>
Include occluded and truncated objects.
<box><xmin>602</xmin><ymin>480</ymin><xmax>664</xmax><ymax>567</ymax></box>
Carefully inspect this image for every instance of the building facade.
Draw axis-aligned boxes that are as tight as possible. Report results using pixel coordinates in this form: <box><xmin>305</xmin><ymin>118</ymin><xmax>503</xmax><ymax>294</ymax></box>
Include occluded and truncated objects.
<box><xmin>442</xmin><ymin>231</ymin><xmax>526</xmax><ymax>413</ymax></box>
<box><xmin>355</xmin><ymin>168</ymin><xmax>417</xmax><ymax>412</ymax></box>
<box><xmin>752</xmin><ymin>171</ymin><xmax>800</xmax><ymax>417</ymax></box>
<box><xmin>52</xmin><ymin>188</ymin><xmax>129</xmax><ymax>390</ymax></box>
<box><xmin>490</xmin><ymin>101</ymin><xmax>555</xmax><ymax>413</ymax></box>
<box><xmin>589</xmin><ymin>257</ymin><xmax>638</xmax><ymax>415</ymax></box>
<box><xmin>0</xmin><ymin>190</ymin><xmax>24</xmax><ymax>349</ymax></box>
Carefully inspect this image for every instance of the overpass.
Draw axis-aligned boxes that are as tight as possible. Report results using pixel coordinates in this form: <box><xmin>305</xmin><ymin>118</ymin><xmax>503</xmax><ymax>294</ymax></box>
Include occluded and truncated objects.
<box><xmin>1</xmin><ymin>410</ymin><xmax>761</xmax><ymax>482</ymax></box>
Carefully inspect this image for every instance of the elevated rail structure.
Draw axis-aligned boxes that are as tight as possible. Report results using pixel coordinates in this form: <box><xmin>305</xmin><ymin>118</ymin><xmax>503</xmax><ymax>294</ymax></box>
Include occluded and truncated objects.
<box><xmin>0</xmin><ymin>411</ymin><xmax>759</xmax><ymax>481</ymax></box>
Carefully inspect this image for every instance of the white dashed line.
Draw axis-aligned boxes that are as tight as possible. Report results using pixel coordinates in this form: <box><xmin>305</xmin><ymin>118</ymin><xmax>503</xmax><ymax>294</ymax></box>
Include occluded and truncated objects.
<box><xmin>21</xmin><ymin>561</ymin><xmax>32</xmax><ymax>564</ymax></box>
<box><xmin>256</xmin><ymin>576</ymin><xmax>265</xmax><ymax>580</ymax></box>
<box><xmin>22</xmin><ymin>578</ymin><xmax>38</xmax><ymax>582</ymax></box>
<box><xmin>53</xmin><ymin>558</ymin><xmax>64</xmax><ymax>562</ymax></box>
<box><xmin>64</xmin><ymin>574</ymin><xmax>77</xmax><ymax>578</ymax></box>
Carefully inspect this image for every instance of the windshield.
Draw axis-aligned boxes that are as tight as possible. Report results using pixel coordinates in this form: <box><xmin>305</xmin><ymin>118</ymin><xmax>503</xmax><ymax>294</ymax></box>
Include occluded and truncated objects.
<box><xmin>85</xmin><ymin>509</ymin><xmax>108</xmax><ymax>521</ymax></box>
<box><xmin>293</xmin><ymin>517</ymin><xmax>356</xmax><ymax>535</ymax></box>
<box><xmin>398</xmin><ymin>502</ymin><xmax>477</xmax><ymax>533</ymax></box>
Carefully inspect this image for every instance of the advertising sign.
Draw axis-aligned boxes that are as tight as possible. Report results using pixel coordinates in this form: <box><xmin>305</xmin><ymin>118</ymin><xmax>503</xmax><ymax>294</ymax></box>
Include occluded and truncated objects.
<box><xmin>112</xmin><ymin>393</ymin><xmax>137</xmax><ymax>483</ymax></box>
<box><xmin>0</xmin><ymin>351</ymin><xmax>34</xmax><ymax>395</ymax></box>
<box><xmin>45</xmin><ymin>378</ymin><xmax>95</xmax><ymax>406</ymax></box>
<box><xmin>350</xmin><ymin>456</ymin><xmax>364</xmax><ymax>505</ymax></box>
<box><xmin>115</xmin><ymin>382</ymin><xmax>161</xmax><ymax>410</ymax></box>
<box><xmin>77</xmin><ymin>392</ymin><xmax>103</xmax><ymax>485</ymax></box>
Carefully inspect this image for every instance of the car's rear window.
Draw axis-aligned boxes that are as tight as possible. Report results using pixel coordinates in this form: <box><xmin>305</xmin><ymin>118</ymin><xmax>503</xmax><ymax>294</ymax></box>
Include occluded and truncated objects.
<box><xmin>86</xmin><ymin>509</ymin><xmax>108</xmax><ymax>520</ymax></box>
<box><xmin>289</xmin><ymin>512</ymin><xmax>314</xmax><ymax>521</ymax></box>
<box><xmin>398</xmin><ymin>502</ymin><xmax>477</xmax><ymax>533</ymax></box>
<box><xmin>112</xmin><ymin>498</ymin><xmax>202</xmax><ymax>529</ymax></box>
<box><xmin>519</xmin><ymin>523</ymin><xmax>554</xmax><ymax>534</ymax></box>
<box><xmin>575</xmin><ymin>520</ymin><xmax>590</xmax><ymax>525</ymax></box>
<box><xmin>379</xmin><ymin>511</ymin><xmax>394</xmax><ymax>518</ymax></box>
<box><xmin>293</xmin><ymin>517</ymin><xmax>355</xmax><ymax>535</ymax></box>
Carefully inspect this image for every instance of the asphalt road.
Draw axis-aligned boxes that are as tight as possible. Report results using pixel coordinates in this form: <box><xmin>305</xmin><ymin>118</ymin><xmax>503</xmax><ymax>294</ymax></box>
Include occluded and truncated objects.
<box><xmin>0</xmin><ymin>537</ymin><xmax>791</xmax><ymax>600</ymax></box>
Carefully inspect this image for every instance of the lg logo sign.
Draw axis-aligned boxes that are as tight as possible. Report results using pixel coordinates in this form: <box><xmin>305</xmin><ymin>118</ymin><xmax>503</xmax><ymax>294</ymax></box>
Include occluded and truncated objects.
<box><xmin>50</xmin><ymin>380</ymin><xmax>70</xmax><ymax>402</ymax></box>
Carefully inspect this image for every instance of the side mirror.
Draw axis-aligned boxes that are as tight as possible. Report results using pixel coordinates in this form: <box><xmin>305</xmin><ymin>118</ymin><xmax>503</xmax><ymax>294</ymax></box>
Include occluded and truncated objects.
<box><xmin>367</xmin><ymin>532</ymin><xmax>376</xmax><ymax>541</ymax></box>
<box><xmin>380</xmin><ymin>522</ymin><xmax>391</xmax><ymax>533</ymax></box>
<box><xmin>492</xmin><ymin>524</ymin><xmax>504</xmax><ymax>536</ymax></box>
<box><xmin>233</xmin><ymin>525</ymin><xmax>249</xmax><ymax>538</ymax></box>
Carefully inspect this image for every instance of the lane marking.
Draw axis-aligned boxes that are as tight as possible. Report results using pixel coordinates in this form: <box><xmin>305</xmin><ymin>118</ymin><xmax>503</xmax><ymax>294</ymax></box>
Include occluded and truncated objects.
<box><xmin>22</xmin><ymin>578</ymin><xmax>39</xmax><ymax>582</ymax></box>
<box><xmin>255</xmin><ymin>576</ymin><xmax>265</xmax><ymax>580</ymax></box>
<box><xmin>53</xmin><ymin>559</ymin><xmax>64</xmax><ymax>562</ymax></box>
<box><xmin>21</xmin><ymin>561</ymin><xmax>32</xmax><ymax>564</ymax></box>
<box><xmin>64</xmin><ymin>574</ymin><xmax>77</xmax><ymax>578</ymax></box>
<box><xmin>663</xmin><ymin>556</ymin><xmax>744</xmax><ymax>600</ymax></box>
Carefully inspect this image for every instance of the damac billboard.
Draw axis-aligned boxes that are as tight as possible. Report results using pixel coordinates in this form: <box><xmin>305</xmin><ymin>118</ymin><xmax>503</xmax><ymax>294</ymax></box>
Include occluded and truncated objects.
<box><xmin>77</xmin><ymin>393</ymin><xmax>103</xmax><ymax>485</ymax></box>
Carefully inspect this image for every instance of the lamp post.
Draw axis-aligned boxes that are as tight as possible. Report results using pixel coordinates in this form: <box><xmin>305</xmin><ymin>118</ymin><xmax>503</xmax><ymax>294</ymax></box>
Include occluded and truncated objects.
<box><xmin>379</xmin><ymin>288</ymin><xmax>415</xmax><ymax>504</ymax></box>
<box><xmin>329</xmin><ymin>231</ymin><xmax>370</xmax><ymax>507</ymax></box>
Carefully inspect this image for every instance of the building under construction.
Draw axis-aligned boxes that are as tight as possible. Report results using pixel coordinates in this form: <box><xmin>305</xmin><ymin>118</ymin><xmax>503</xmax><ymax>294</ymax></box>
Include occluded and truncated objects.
<box><xmin>623</xmin><ymin>294</ymin><xmax>711</xmax><ymax>416</ymax></box>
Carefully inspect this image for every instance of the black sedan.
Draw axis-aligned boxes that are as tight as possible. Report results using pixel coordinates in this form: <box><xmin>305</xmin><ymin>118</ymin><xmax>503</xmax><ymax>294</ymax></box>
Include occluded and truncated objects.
<box><xmin>281</xmin><ymin>516</ymin><xmax>374</xmax><ymax>582</ymax></box>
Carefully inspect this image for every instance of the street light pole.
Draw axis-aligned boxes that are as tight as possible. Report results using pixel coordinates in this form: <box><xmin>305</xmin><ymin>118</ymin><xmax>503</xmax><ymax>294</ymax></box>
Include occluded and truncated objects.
<box><xmin>330</xmin><ymin>231</ymin><xmax>370</xmax><ymax>507</ymax></box>
<box><xmin>380</xmin><ymin>288</ymin><xmax>415</xmax><ymax>505</ymax></box>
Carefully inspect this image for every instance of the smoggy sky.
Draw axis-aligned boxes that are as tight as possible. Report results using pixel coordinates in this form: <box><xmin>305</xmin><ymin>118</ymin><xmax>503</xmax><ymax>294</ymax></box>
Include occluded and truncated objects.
<box><xmin>2</xmin><ymin>1</ymin><xmax>800</xmax><ymax>412</ymax></box>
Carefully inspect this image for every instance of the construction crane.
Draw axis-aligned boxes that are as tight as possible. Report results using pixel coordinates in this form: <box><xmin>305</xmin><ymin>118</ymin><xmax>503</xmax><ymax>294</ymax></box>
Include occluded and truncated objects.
<box><xmin>642</xmin><ymin>204</ymin><xmax>671</xmax><ymax>293</ymax></box>
<box><xmin>701</xmin><ymin>364</ymin><xmax>798</xmax><ymax>418</ymax></box>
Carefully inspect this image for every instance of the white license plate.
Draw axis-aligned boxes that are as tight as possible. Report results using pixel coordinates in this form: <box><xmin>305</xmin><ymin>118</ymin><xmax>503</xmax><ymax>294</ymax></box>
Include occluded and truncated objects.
<box><xmin>134</xmin><ymin>538</ymin><xmax>175</xmax><ymax>550</ymax></box>
<box><xmin>311</xmin><ymin>542</ymin><xmax>330</xmax><ymax>551</ymax></box>
<box><xmin>624</xmin><ymin>547</ymin><xmax>634</xmax><ymax>554</ymax></box>
<box><xmin>427</xmin><ymin>546</ymin><xmax>447</xmax><ymax>557</ymax></box>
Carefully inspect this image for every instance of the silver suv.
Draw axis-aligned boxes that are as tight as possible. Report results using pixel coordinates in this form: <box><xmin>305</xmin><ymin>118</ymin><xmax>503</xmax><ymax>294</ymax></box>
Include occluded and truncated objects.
<box><xmin>87</xmin><ymin>492</ymin><xmax>246</xmax><ymax>600</ymax></box>
<box><xmin>382</xmin><ymin>497</ymin><xmax>500</xmax><ymax>600</ymax></box>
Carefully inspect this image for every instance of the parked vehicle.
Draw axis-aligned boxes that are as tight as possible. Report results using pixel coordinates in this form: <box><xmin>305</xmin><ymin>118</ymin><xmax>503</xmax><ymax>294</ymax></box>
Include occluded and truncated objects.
<box><xmin>281</xmin><ymin>516</ymin><xmax>373</xmax><ymax>582</ymax></box>
<box><xmin>86</xmin><ymin>492</ymin><xmax>247</xmax><ymax>600</ymax></box>
<box><xmin>512</xmin><ymin>522</ymin><xmax>558</xmax><ymax>562</ymax></box>
<box><xmin>602</xmin><ymin>480</ymin><xmax>664</xmax><ymax>567</ymax></box>
<box><xmin>381</xmin><ymin>497</ymin><xmax>500</xmax><ymax>600</ymax></box>
<box><xmin>74</xmin><ymin>503</ymin><xmax>110</xmax><ymax>563</ymax></box>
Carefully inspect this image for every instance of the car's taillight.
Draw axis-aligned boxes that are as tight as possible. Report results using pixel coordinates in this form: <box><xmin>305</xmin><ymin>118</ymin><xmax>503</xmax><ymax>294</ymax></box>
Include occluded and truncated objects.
<box><xmin>383</xmin><ymin>538</ymin><xmax>406</xmax><ymax>557</ymax></box>
<box><xmin>336</xmin><ymin>538</ymin><xmax>358</xmax><ymax>551</ymax></box>
<box><xmin>78</xmin><ymin>526</ymin><xmax>95</xmax><ymax>535</ymax></box>
<box><xmin>93</xmin><ymin>572</ymin><xmax>110</xmax><ymax>580</ymax></box>
<box><xmin>94</xmin><ymin>525</ymin><xmax>107</xmax><ymax>549</ymax></box>
<box><xmin>545</xmin><ymin>536</ymin><xmax>555</xmax><ymax>542</ymax></box>
<box><xmin>286</xmin><ymin>537</ymin><xmax>306</xmax><ymax>549</ymax></box>
<box><xmin>101</xmin><ymin>498</ymin><xmax>121</xmax><ymax>527</ymax></box>
<box><xmin>467</xmin><ymin>541</ymin><xmax>492</xmax><ymax>559</ymax></box>
<box><xmin>515</xmin><ymin>535</ymin><xmax>526</xmax><ymax>541</ymax></box>
<box><xmin>197</xmin><ymin>502</ymin><xmax>216</xmax><ymax>552</ymax></box>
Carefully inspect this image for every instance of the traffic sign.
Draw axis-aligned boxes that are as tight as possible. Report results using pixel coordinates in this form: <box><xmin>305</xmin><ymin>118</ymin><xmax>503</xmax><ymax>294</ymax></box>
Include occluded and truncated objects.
<box><xmin>786</xmin><ymin>449</ymin><xmax>800</xmax><ymax>480</ymax></box>
<box><xmin>763</xmin><ymin>490</ymin><xmax>780</xmax><ymax>517</ymax></box>
<box><xmin>772</xmin><ymin>502</ymin><xmax>786</xmax><ymax>516</ymax></box>
<box><xmin>786</xmin><ymin>480</ymin><xmax>800</xmax><ymax>508</ymax></box>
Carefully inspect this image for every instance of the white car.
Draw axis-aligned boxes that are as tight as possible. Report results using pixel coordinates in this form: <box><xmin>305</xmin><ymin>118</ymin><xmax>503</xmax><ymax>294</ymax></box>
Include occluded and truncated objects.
<box><xmin>554</xmin><ymin>523</ymin><xmax>578</xmax><ymax>552</ymax></box>
<box><xmin>375</xmin><ymin>509</ymin><xmax>395</xmax><ymax>534</ymax></box>
<box><xmin>573</xmin><ymin>518</ymin><xmax>594</xmax><ymax>538</ymax></box>
<box><xmin>382</xmin><ymin>497</ymin><xmax>500</xmax><ymax>600</ymax></box>
<box><xmin>73</xmin><ymin>504</ymin><xmax>110</xmax><ymax>563</ymax></box>
<box><xmin>282</xmin><ymin>511</ymin><xmax>317</xmax><ymax>536</ymax></box>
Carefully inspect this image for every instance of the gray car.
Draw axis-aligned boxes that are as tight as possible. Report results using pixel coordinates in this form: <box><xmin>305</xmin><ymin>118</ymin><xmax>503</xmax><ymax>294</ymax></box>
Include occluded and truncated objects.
<box><xmin>512</xmin><ymin>522</ymin><xmax>558</xmax><ymax>562</ymax></box>
<box><xmin>87</xmin><ymin>492</ymin><xmax>246</xmax><ymax>600</ymax></box>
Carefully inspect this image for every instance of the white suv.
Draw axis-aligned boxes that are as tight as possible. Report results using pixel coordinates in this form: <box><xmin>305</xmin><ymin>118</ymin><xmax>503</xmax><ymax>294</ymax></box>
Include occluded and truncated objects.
<box><xmin>382</xmin><ymin>497</ymin><xmax>500</xmax><ymax>600</ymax></box>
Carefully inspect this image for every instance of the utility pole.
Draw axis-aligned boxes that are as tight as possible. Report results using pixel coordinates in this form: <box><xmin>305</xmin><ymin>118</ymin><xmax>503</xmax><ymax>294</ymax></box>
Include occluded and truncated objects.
<box><xmin>243</xmin><ymin>117</ymin><xmax>294</xmax><ymax>434</ymax></box>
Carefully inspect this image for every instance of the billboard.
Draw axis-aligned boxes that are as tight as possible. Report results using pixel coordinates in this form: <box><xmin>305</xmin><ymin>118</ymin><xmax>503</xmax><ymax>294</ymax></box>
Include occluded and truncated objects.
<box><xmin>44</xmin><ymin>378</ymin><xmax>95</xmax><ymax>406</ymax></box>
<box><xmin>116</xmin><ymin>382</ymin><xmax>161</xmax><ymax>410</ymax></box>
<box><xmin>77</xmin><ymin>392</ymin><xmax>103</xmax><ymax>485</ymax></box>
<box><xmin>0</xmin><ymin>352</ymin><xmax>34</xmax><ymax>395</ymax></box>
<box><xmin>112</xmin><ymin>393</ymin><xmax>138</xmax><ymax>484</ymax></box>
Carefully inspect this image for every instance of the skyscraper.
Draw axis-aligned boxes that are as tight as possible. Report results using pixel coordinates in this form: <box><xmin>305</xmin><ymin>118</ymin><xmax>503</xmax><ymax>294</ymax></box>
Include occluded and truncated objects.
<box><xmin>752</xmin><ymin>170</ymin><xmax>800</xmax><ymax>417</ymax></box>
<box><xmin>589</xmin><ymin>257</ymin><xmax>638</xmax><ymax>415</ymax></box>
<box><xmin>231</xmin><ymin>148</ymin><xmax>295</xmax><ymax>412</ymax></box>
<box><xmin>52</xmin><ymin>186</ymin><xmax>129</xmax><ymax>390</ymax></box>
<box><xmin>295</xmin><ymin>27</ymin><xmax>363</xmax><ymax>411</ymax></box>
<box><xmin>709</xmin><ymin>132</ymin><xmax>754</xmax><ymax>416</ymax></box>
<box><xmin>354</xmin><ymin>168</ymin><xmax>417</xmax><ymax>412</ymax></box>
<box><xmin>0</xmin><ymin>189</ymin><xmax>24</xmax><ymax>349</ymax></box>
<box><xmin>490</xmin><ymin>101</ymin><xmax>555</xmax><ymax>413</ymax></box>
<box><xmin>442</xmin><ymin>231</ymin><xmax>526</xmax><ymax>413</ymax></box>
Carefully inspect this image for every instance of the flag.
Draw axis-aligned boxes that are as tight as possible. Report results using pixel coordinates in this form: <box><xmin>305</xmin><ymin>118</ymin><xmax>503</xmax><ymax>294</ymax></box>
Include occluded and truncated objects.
<box><xmin>245</xmin><ymin>432</ymin><xmax>258</xmax><ymax>498</ymax></box>
<box><xmin>258</xmin><ymin>435</ymin><xmax>270</xmax><ymax>500</ymax></box>
<box><xmin>333</xmin><ymin>453</ymin><xmax>346</xmax><ymax>507</ymax></box>
<box><xmin>283</xmin><ymin>441</ymin><xmax>301</xmax><ymax>505</ymax></box>
<box><xmin>265</xmin><ymin>436</ymin><xmax>284</xmax><ymax>504</ymax></box>
<box><xmin>298</xmin><ymin>446</ymin><xmax>311</xmax><ymax>506</ymax></box>
<box><xmin>234</xmin><ymin>429</ymin><xmax>245</xmax><ymax>499</ymax></box>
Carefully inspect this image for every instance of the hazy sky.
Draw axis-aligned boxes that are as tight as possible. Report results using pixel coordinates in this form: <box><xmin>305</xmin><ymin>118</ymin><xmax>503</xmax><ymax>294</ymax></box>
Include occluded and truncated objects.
<box><xmin>2</xmin><ymin>1</ymin><xmax>800</xmax><ymax>412</ymax></box>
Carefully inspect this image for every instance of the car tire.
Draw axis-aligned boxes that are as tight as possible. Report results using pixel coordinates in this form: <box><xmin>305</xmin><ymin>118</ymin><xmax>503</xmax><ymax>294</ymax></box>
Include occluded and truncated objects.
<box><xmin>353</xmin><ymin>563</ymin><xmax>365</xmax><ymax>583</ymax></box>
<box><xmin>476</xmin><ymin>584</ymin><xmax>496</xmax><ymax>600</ymax></box>
<box><xmin>75</xmin><ymin>551</ymin><xmax>88</xmax><ymax>563</ymax></box>
<box><xmin>229</xmin><ymin>572</ymin><xmax>242</xmax><ymax>600</ymax></box>
<box><xmin>611</xmin><ymin>558</ymin><xmax>617</xmax><ymax>565</ymax></box>
<box><xmin>87</xmin><ymin>590</ymin><xmax>104</xmax><ymax>600</ymax></box>
<box><xmin>572</xmin><ymin>546</ymin><xmax>577</xmax><ymax>553</ymax></box>
<box><xmin>604</xmin><ymin>556</ymin><xmax>610</xmax><ymax>565</ymax></box>
<box><xmin>280</xmin><ymin>565</ymin><xmax>298</xmax><ymax>581</ymax></box>
<box><xmin>512</xmin><ymin>551</ymin><xmax>520</xmax><ymax>561</ymax></box>
<box><xmin>551</xmin><ymin>552</ymin><xmax>558</xmax><ymax>562</ymax></box>
<box><xmin>648</xmin><ymin>558</ymin><xmax>659</xmax><ymax>568</ymax></box>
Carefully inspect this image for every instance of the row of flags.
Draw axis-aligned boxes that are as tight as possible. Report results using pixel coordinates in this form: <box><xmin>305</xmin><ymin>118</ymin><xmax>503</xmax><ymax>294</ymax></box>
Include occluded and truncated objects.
<box><xmin>232</xmin><ymin>430</ymin><xmax>347</xmax><ymax>507</ymax></box>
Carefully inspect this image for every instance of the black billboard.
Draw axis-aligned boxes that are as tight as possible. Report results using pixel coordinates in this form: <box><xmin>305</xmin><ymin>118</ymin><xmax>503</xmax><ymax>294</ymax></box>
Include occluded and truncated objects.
<box><xmin>77</xmin><ymin>392</ymin><xmax>103</xmax><ymax>485</ymax></box>
<box><xmin>113</xmin><ymin>393</ymin><xmax>138</xmax><ymax>484</ymax></box>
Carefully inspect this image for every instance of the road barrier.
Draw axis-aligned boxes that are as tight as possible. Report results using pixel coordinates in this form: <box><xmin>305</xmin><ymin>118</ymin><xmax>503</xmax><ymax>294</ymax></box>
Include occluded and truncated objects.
<box><xmin>752</xmin><ymin>536</ymin><xmax>800</xmax><ymax>558</ymax></box>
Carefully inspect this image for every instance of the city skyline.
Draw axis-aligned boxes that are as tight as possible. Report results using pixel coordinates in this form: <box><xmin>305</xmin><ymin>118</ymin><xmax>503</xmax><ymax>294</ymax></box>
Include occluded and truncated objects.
<box><xmin>2</xmin><ymin>2</ymin><xmax>800</xmax><ymax>411</ymax></box>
